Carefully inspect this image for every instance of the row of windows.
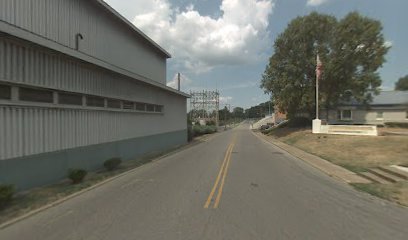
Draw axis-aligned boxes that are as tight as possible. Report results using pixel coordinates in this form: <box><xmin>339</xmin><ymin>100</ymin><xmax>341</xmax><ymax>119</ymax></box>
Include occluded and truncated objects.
<box><xmin>0</xmin><ymin>84</ymin><xmax>163</xmax><ymax>113</ymax></box>
<box><xmin>337</xmin><ymin>110</ymin><xmax>408</xmax><ymax>120</ymax></box>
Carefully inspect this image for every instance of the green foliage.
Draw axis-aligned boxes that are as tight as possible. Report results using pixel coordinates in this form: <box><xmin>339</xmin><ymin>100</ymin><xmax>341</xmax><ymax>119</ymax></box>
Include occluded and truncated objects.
<box><xmin>192</xmin><ymin>125</ymin><xmax>217</xmax><ymax>136</ymax></box>
<box><xmin>261</xmin><ymin>12</ymin><xmax>389</xmax><ymax>118</ymax></box>
<box><xmin>187</xmin><ymin>125</ymin><xmax>194</xmax><ymax>142</ymax></box>
<box><xmin>245</xmin><ymin>101</ymin><xmax>273</xmax><ymax>118</ymax></box>
<box><xmin>103</xmin><ymin>158</ymin><xmax>122</xmax><ymax>171</ymax></box>
<box><xmin>384</xmin><ymin>122</ymin><xmax>408</xmax><ymax>129</ymax></box>
<box><xmin>395</xmin><ymin>75</ymin><xmax>408</xmax><ymax>90</ymax></box>
<box><xmin>287</xmin><ymin>117</ymin><xmax>311</xmax><ymax>128</ymax></box>
<box><xmin>0</xmin><ymin>184</ymin><xmax>15</xmax><ymax>208</ymax></box>
<box><xmin>68</xmin><ymin>169</ymin><xmax>87</xmax><ymax>184</ymax></box>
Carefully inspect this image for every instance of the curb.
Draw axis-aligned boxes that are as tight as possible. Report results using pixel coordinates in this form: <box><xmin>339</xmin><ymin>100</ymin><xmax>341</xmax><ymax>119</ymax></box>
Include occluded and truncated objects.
<box><xmin>252</xmin><ymin>131</ymin><xmax>371</xmax><ymax>184</ymax></box>
<box><xmin>0</xmin><ymin>135</ymin><xmax>217</xmax><ymax>230</ymax></box>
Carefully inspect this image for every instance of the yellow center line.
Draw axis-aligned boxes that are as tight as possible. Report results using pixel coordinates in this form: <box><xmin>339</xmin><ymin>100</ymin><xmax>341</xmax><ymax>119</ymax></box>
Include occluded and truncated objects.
<box><xmin>203</xmin><ymin>143</ymin><xmax>233</xmax><ymax>209</ymax></box>
<box><xmin>213</xmin><ymin>141</ymin><xmax>235</xmax><ymax>208</ymax></box>
<box><xmin>204</xmin><ymin>136</ymin><xmax>236</xmax><ymax>209</ymax></box>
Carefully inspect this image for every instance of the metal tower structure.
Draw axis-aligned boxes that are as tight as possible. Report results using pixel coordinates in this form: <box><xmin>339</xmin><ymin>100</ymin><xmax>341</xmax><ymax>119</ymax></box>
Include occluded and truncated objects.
<box><xmin>189</xmin><ymin>90</ymin><xmax>220</xmax><ymax>127</ymax></box>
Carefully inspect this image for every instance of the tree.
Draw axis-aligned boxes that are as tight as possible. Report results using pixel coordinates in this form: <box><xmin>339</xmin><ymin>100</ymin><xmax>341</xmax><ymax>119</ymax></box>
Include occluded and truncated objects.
<box><xmin>232</xmin><ymin>107</ymin><xmax>245</xmax><ymax>119</ymax></box>
<box><xmin>395</xmin><ymin>75</ymin><xmax>408</xmax><ymax>90</ymax></box>
<box><xmin>261</xmin><ymin>12</ymin><xmax>389</xmax><ymax>119</ymax></box>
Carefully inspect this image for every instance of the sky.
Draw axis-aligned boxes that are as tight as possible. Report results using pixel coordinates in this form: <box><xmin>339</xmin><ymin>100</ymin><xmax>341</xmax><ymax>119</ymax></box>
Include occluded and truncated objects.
<box><xmin>104</xmin><ymin>0</ymin><xmax>408</xmax><ymax>109</ymax></box>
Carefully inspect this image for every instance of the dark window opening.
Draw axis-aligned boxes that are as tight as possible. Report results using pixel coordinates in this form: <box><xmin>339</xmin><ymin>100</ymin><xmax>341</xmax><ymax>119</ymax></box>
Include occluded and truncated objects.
<box><xmin>154</xmin><ymin>105</ymin><xmax>163</xmax><ymax>113</ymax></box>
<box><xmin>59</xmin><ymin>92</ymin><xmax>82</xmax><ymax>105</ymax></box>
<box><xmin>123</xmin><ymin>101</ymin><xmax>134</xmax><ymax>110</ymax></box>
<box><xmin>146</xmin><ymin>104</ymin><xmax>155</xmax><ymax>112</ymax></box>
<box><xmin>0</xmin><ymin>84</ymin><xmax>11</xmax><ymax>100</ymax></box>
<box><xmin>86</xmin><ymin>95</ymin><xmax>105</xmax><ymax>107</ymax></box>
<box><xmin>19</xmin><ymin>87</ymin><xmax>53</xmax><ymax>103</ymax></box>
<box><xmin>135</xmin><ymin>102</ymin><xmax>146</xmax><ymax>111</ymax></box>
<box><xmin>107</xmin><ymin>99</ymin><xmax>121</xmax><ymax>109</ymax></box>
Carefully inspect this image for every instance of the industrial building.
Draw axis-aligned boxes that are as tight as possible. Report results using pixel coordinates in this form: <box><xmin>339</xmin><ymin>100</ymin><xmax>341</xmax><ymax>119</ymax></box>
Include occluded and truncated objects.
<box><xmin>0</xmin><ymin>0</ymin><xmax>188</xmax><ymax>190</ymax></box>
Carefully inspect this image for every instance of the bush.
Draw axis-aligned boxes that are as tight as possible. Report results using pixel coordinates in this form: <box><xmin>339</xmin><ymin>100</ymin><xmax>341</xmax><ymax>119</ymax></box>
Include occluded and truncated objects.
<box><xmin>0</xmin><ymin>184</ymin><xmax>15</xmax><ymax>208</ymax></box>
<box><xmin>287</xmin><ymin>117</ymin><xmax>311</xmax><ymax>128</ymax></box>
<box><xmin>384</xmin><ymin>122</ymin><xmax>408</xmax><ymax>128</ymax></box>
<box><xmin>192</xmin><ymin>125</ymin><xmax>217</xmax><ymax>137</ymax></box>
<box><xmin>103</xmin><ymin>158</ymin><xmax>122</xmax><ymax>171</ymax></box>
<box><xmin>187</xmin><ymin>125</ymin><xmax>194</xmax><ymax>142</ymax></box>
<box><xmin>68</xmin><ymin>169</ymin><xmax>87</xmax><ymax>184</ymax></box>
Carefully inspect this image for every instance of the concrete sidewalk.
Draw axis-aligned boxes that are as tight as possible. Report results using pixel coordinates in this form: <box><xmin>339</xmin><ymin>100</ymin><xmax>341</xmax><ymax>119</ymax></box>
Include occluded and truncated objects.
<box><xmin>254</xmin><ymin>132</ymin><xmax>371</xmax><ymax>184</ymax></box>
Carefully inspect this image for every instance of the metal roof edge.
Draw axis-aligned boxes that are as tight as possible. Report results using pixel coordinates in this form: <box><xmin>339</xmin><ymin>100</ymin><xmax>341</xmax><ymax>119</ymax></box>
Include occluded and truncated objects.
<box><xmin>94</xmin><ymin>0</ymin><xmax>172</xmax><ymax>58</ymax></box>
<box><xmin>0</xmin><ymin>22</ymin><xmax>188</xmax><ymax>98</ymax></box>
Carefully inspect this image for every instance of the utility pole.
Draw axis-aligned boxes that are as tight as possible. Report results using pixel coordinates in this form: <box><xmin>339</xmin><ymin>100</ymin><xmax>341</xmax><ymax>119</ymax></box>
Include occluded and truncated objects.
<box><xmin>177</xmin><ymin>72</ymin><xmax>181</xmax><ymax>91</ymax></box>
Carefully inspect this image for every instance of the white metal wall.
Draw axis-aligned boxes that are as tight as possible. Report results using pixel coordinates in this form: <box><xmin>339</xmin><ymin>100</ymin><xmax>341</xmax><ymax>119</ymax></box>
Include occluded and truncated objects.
<box><xmin>0</xmin><ymin>104</ymin><xmax>185</xmax><ymax>160</ymax></box>
<box><xmin>0</xmin><ymin>36</ymin><xmax>187</xmax><ymax>161</ymax></box>
<box><xmin>0</xmin><ymin>37</ymin><xmax>161</xmax><ymax>103</ymax></box>
<box><xmin>0</xmin><ymin>0</ymin><xmax>167</xmax><ymax>84</ymax></box>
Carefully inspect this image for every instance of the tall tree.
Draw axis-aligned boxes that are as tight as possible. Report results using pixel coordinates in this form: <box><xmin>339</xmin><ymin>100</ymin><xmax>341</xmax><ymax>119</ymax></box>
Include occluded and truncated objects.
<box><xmin>395</xmin><ymin>75</ymin><xmax>408</xmax><ymax>90</ymax></box>
<box><xmin>261</xmin><ymin>12</ymin><xmax>389</xmax><ymax>119</ymax></box>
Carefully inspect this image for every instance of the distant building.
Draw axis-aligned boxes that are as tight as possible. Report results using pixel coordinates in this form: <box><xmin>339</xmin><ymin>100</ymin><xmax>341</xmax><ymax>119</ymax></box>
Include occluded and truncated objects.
<box><xmin>324</xmin><ymin>91</ymin><xmax>408</xmax><ymax>125</ymax></box>
<box><xmin>0</xmin><ymin>0</ymin><xmax>189</xmax><ymax>190</ymax></box>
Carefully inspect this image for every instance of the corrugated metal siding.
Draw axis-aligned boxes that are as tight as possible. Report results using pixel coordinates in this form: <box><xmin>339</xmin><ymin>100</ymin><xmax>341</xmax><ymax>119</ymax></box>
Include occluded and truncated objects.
<box><xmin>0</xmin><ymin>37</ymin><xmax>159</xmax><ymax>103</ymax></box>
<box><xmin>0</xmin><ymin>105</ymin><xmax>186</xmax><ymax>160</ymax></box>
<box><xmin>0</xmin><ymin>0</ymin><xmax>166</xmax><ymax>84</ymax></box>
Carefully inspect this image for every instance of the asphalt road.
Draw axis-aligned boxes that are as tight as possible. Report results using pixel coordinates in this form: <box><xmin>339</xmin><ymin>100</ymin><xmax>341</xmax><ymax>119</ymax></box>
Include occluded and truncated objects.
<box><xmin>1</xmin><ymin>123</ymin><xmax>408</xmax><ymax>239</ymax></box>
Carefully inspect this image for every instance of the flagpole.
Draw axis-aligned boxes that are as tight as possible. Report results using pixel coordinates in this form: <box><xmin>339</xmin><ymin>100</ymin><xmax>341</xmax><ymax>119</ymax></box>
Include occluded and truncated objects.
<box><xmin>316</xmin><ymin>62</ymin><xmax>319</xmax><ymax>120</ymax></box>
<box><xmin>313</xmin><ymin>54</ymin><xmax>322</xmax><ymax>134</ymax></box>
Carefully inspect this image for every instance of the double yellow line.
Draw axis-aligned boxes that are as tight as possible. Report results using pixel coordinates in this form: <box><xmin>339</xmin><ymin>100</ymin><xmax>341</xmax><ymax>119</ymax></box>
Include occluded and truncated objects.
<box><xmin>204</xmin><ymin>139</ymin><xmax>236</xmax><ymax>209</ymax></box>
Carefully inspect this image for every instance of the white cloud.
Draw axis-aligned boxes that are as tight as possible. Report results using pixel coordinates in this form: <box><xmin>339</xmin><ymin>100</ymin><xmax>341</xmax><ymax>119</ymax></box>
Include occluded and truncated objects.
<box><xmin>131</xmin><ymin>0</ymin><xmax>275</xmax><ymax>74</ymax></box>
<box><xmin>220</xmin><ymin>96</ymin><xmax>233</xmax><ymax>103</ymax></box>
<box><xmin>384</xmin><ymin>40</ymin><xmax>393</xmax><ymax>48</ymax></box>
<box><xmin>306</xmin><ymin>0</ymin><xmax>329</xmax><ymax>6</ymax></box>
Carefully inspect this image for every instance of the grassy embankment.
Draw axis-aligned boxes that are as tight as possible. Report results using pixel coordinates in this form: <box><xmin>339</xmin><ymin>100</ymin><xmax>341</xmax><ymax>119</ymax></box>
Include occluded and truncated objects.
<box><xmin>265</xmin><ymin>127</ymin><xmax>408</xmax><ymax>206</ymax></box>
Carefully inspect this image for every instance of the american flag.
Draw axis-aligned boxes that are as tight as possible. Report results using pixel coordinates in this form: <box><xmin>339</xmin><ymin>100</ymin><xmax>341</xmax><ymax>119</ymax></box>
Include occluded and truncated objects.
<box><xmin>316</xmin><ymin>54</ymin><xmax>323</xmax><ymax>80</ymax></box>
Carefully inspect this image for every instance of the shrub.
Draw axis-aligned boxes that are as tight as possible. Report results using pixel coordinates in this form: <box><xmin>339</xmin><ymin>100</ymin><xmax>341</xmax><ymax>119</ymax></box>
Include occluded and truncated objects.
<box><xmin>192</xmin><ymin>125</ymin><xmax>217</xmax><ymax>137</ymax></box>
<box><xmin>68</xmin><ymin>169</ymin><xmax>87</xmax><ymax>184</ymax></box>
<box><xmin>103</xmin><ymin>158</ymin><xmax>122</xmax><ymax>171</ymax></box>
<box><xmin>187</xmin><ymin>125</ymin><xmax>194</xmax><ymax>142</ymax></box>
<box><xmin>0</xmin><ymin>184</ymin><xmax>15</xmax><ymax>208</ymax></box>
<box><xmin>384</xmin><ymin>122</ymin><xmax>408</xmax><ymax>129</ymax></box>
<box><xmin>287</xmin><ymin>117</ymin><xmax>311</xmax><ymax>128</ymax></box>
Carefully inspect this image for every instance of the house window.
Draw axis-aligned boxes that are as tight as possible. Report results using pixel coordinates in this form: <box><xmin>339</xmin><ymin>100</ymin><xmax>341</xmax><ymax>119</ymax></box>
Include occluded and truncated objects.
<box><xmin>86</xmin><ymin>95</ymin><xmax>105</xmax><ymax>107</ymax></box>
<box><xmin>59</xmin><ymin>92</ymin><xmax>82</xmax><ymax>105</ymax></box>
<box><xmin>122</xmin><ymin>101</ymin><xmax>134</xmax><ymax>110</ymax></box>
<box><xmin>340</xmin><ymin>110</ymin><xmax>352</xmax><ymax>120</ymax></box>
<box><xmin>19</xmin><ymin>87</ymin><xmax>53</xmax><ymax>103</ymax></box>
<box><xmin>107</xmin><ymin>99</ymin><xmax>121</xmax><ymax>109</ymax></box>
<box><xmin>0</xmin><ymin>84</ymin><xmax>11</xmax><ymax>100</ymax></box>
<box><xmin>376</xmin><ymin>111</ymin><xmax>383</xmax><ymax>120</ymax></box>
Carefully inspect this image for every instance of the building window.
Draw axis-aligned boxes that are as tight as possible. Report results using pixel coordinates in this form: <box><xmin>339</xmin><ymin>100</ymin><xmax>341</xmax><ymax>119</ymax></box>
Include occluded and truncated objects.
<box><xmin>340</xmin><ymin>109</ymin><xmax>352</xmax><ymax>120</ymax></box>
<box><xmin>337</xmin><ymin>110</ymin><xmax>341</xmax><ymax>120</ymax></box>
<box><xmin>107</xmin><ymin>99</ymin><xmax>121</xmax><ymax>109</ymax></box>
<box><xmin>122</xmin><ymin>101</ymin><xmax>134</xmax><ymax>110</ymax></box>
<box><xmin>376</xmin><ymin>111</ymin><xmax>383</xmax><ymax>120</ymax></box>
<box><xmin>59</xmin><ymin>92</ymin><xmax>82</xmax><ymax>105</ymax></box>
<box><xmin>342</xmin><ymin>110</ymin><xmax>352</xmax><ymax>120</ymax></box>
<box><xmin>146</xmin><ymin>104</ymin><xmax>155</xmax><ymax>112</ymax></box>
<box><xmin>154</xmin><ymin>105</ymin><xmax>163</xmax><ymax>113</ymax></box>
<box><xmin>0</xmin><ymin>84</ymin><xmax>11</xmax><ymax>100</ymax></box>
<box><xmin>19</xmin><ymin>87</ymin><xmax>53</xmax><ymax>103</ymax></box>
<box><xmin>135</xmin><ymin>102</ymin><xmax>146</xmax><ymax>111</ymax></box>
<box><xmin>86</xmin><ymin>95</ymin><xmax>105</xmax><ymax>107</ymax></box>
